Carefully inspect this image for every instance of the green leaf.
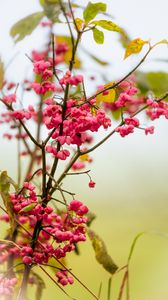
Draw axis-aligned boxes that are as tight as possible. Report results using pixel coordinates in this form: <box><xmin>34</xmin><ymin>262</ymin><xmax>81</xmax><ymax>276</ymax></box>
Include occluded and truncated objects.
<box><xmin>10</xmin><ymin>12</ymin><xmax>44</xmax><ymax>43</ymax></box>
<box><xmin>39</xmin><ymin>0</ymin><xmax>45</xmax><ymax>5</ymax></box>
<box><xmin>91</xmin><ymin>20</ymin><xmax>122</xmax><ymax>32</ymax></box>
<box><xmin>40</xmin><ymin>0</ymin><xmax>65</xmax><ymax>22</ymax></box>
<box><xmin>107</xmin><ymin>277</ymin><xmax>112</xmax><ymax>300</ymax></box>
<box><xmin>0</xmin><ymin>59</ymin><xmax>4</xmax><ymax>90</ymax></box>
<box><xmin>83</xmin><ymin>2</ymin><xmax>107</xmax><ymax>23</ymax></box>
<box><xmin>40</xmin><ymin>0</ymin><xmax>59</xmax><ymax>5</ymax></box>
<box><xmin>97</xmin><ymin>282</ymin><xmax>102</xmax><ymax>299</ymax></box>
<box><xmin>127</xmin><ymin>232</ymin><xmax>145</xmax><ymax>263</ymax></box>
<box><xmin>0</xmin><ymin>172</ymin><xmax>13</xmax><ymax>196</ymax></box>
<box><xmin>0</xmin><ymin>171</ymin><xmax>18</xmax><ymax>236</ymax></box>
<box><xmin>19</xmin><ymin>203</ymin><xmax>36</xmax><ymax>214</ymax></box>
<box><xmin>92</xmin><ymin>27</ymin><xmax>104</xmax><ymax>44</ymax></box>
<box><xmin>87</xmin><ymin>228</ymin><xmax>118</xmax><ymax>274</ymax></box>
<box><xmin>137</xmin><ymin>71</ymin><xmax>168</xmax><ymax>97</ymax></box>
<box><xmin>74</xmin><ymin>243</ymin><xmax>80</xmax><ymax>255</ymax></box>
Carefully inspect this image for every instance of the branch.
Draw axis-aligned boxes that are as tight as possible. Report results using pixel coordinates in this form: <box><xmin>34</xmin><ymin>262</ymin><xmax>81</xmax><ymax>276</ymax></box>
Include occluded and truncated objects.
<box><xmin>51</xmin><ymin>33</ymin><xmax>65</xmax><ymax>91</ymax></box>
<box><xmin>0</xmin><ymin>98</ymin><xmax>41</xmax><ymax>148</ymax></box>
<box><xmin>46</xmin><ymin>171</ymin><xmax>68</xmax><ymax>207</ymax></box>
<box><xmin>58</xmin><ymin>0</ymin><xmax>75</xmax><ymax>49</ymax></box>
<box><xmin>81</xmin><ymin>46</ymin><xmax>153</xmax><ymax>106</ymax></box>
<box><xmin>68</xmin><ymin>0</ymin><xmax>79</xmax><ymax>33</ymax></box>
<box><xmin>82</xmin><ymin>91</ymin><xmax>168</xmax><ymax>155</ymax></box>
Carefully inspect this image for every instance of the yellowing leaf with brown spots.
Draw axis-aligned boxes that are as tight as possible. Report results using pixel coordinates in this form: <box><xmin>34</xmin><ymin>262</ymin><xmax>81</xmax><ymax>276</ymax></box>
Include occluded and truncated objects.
<box><xmin>124</xmin><ymin>38</ymin><xmax>149</xmax><ymax>59</ymax></box>
<box><xmin>96</xmin><ymin>81</ymin><xmax>116</xmax><ymax>104</ymax></box>
<box><xmin>87</xmin><ymin>228</ymin><xmax>118</xmax><ymax>274</ymax></box>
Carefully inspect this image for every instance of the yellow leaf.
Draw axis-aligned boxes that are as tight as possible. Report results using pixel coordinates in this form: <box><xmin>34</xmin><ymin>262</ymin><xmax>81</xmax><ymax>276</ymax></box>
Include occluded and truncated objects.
<box><xmin>155</xmin><ymin>39</ymin><xmax>168</xmax><ymax>46</ymax></box>
<box><xmin>64</xmin><ymin>50</ymin><xmax>81</xmax><ymax>69</ymax></box>
<box><xmin>75</xmin><ymin>18</ymin><xmax>84</xmax><ymax>31</ymax></box>
<box><xmin>80</xmin><ymin>153</ymin><xmax>90</xmax><ymax>162</ymax></box>
<box><xmin>55</xmin><ymin>35</ymin><xmax>81</xmax><ymax>69</ymax></box>
<box><xmin>0</xmin><ymin>59</ymin><xmax>4</xmax><ymax>90</ymax></box>
<box><xmin>124</xmin><ymin>38</ymin><xmax>149</xmax><ymax>59</ymax></box>
<box><xmin>96</xmin><ymin>81</ymin><xmax>116</xmax><ymax>104</ymax></box>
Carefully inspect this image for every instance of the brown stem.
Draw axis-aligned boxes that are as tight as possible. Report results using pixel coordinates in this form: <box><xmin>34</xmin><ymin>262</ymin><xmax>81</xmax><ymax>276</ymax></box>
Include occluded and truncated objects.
<box><xmin>117</xmin><ymin>270</ymin><xmax>128</xmax><ymax>300</ymax></box>
<box><xmin>17</xmin><ymin>142</ymin><xmax>47</xmax><ymax>299</ymax></box>
<box><xmin>17</xmin><ymin>265</ymin><xmax>31</xmax><ymax>300</ymax></box>
<box><xmin>46</xmin><ymin>28</ymin><xmax>82</xmax><ymax>195</ymax></box>
<box><xmin>58</xmin><ymin>0</ymin><xmax>75</xmax><ymax>49</ymax></box>
<box><xmin>25</xmin><ymin>93</ymin><xmax>44</xmax><ymax>180</ymax></box>
<box><xmin>68</xmin><ymin>0</ymin><xmax>79</xmax><ymax>33</ymax></box>
<box><xmin>126</xmin><ymin>268</ymin><xmax>130</xmax><ymax>300</ymax></box>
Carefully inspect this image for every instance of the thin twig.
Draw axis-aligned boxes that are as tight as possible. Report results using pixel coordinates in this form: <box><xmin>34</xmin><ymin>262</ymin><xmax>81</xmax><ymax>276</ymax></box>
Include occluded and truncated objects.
<box><xmin>116</xmin><ymin>270</ymin><xmax>128</xmax><ymax>300</ymax></box>
<box><xmin>39</xmin><ymin>266</ymin><xmax>78</xmax><ymax>300</ymax></box>
<box><xmin>46</xmin><ymin>171</ymin><xmax>68</xmax><ymax>207</ymax></box>
<box><xmin>66</xmin><ymin>170</ymin><xmax>91</xmax><ymax>176</ymax></box>
<box><xmin>50</xmin><ymin>151</ymin><xmax>80</xmax><ymax>194</ymax></box>
<box><xmin>58</xmin><ymin>0</ymin><xmax>75</xmax><ymax>49</ymax></box>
